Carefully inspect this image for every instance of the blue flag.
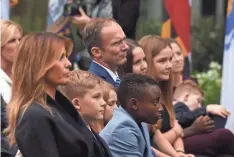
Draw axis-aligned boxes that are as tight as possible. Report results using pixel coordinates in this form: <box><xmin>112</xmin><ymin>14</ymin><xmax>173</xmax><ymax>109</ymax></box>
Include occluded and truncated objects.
<box><xmin>1</xmin><ymin>0</ymin><xmax>10</xmax><ymax>19</ymax></box>
<box><xmin>221</xmin><ymin>0</ymin><xmax>234</xmax><ymax>133</ymax></box>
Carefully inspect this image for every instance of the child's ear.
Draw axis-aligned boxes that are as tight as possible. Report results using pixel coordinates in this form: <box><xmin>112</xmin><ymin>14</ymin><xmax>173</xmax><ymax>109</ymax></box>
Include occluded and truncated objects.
<box><xmin>183</xmin><ymin>93</ymin><xmax>189</xmax><ymax>102</ymax></box>
<box><xmin>129</xmin><ymin>98</ymin><xmax>138</xmax><ymax>110</ymax></box>
<box><xmin>72</xmin><ymin>98</ymin><xmax>81</xmax><ymax>111</ymax></box>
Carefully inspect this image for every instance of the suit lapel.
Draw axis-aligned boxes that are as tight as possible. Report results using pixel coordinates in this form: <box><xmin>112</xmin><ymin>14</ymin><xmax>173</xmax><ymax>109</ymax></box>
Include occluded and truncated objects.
<box><xmin>91</xmin><ymin>129</ymin><xmax>113</xmax><ymax>157</ymax></box>
<box><xmin>141</xmin><ymin>123</ymin><xmax>153</xmax><ymax>157</ymax></box>
<box><xmin>89</xmin><ymin>61</ymin><xmax>117</xmax><ymax>88</ymax></box>
<box><xmin>118</xmin><ymin>107</ymin><xmax>147</xmax><ymax>152</ymax></box>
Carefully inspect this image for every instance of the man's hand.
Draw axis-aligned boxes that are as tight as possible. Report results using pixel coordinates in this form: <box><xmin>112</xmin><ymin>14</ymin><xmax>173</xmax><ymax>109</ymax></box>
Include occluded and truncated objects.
<box><xmin>206</xmin><ymin>105</ymin><xmax>230</xmax><ymax>118</ymax></box>
<box><xmin>71</xmin><ymin>7</ymin><xmax>91</xmax><ymax>32</ymax></box>
<box><xmin>191</xmin><ymin>116</ymin><xmax>214</xmax><ymax>134</ymax></box>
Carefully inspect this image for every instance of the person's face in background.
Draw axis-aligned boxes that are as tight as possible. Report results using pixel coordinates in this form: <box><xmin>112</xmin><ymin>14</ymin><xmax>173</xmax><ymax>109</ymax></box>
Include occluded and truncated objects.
<box><xmin>183</xmin><ymin>93</ymin><xmax>203</xmax><ymax>111</ymax></box>
<box><xmin>132</xmin><ymin>47</ymin><xmax>148</xmax><ymax>75</ymax></box>
<box><xmin>135</xmin><ymin>85</ymin><xmax>162</xmax><ymax>124</ymax></box>
<box><xmin>45</xmin><ymin>46</ymin><xmax>72</xmax><ymax>86</ymax></box>
<box><xmin>171</xmin><ymin>43</ymin><xmax>184</xmax><ymax>73</ymax></box>
<box><xmin>99</xmin><ymin>22</ymin><xmax>129</xmax><ymax>70</ymax></box>
<box><xmin>104</xmin><ymin>89</ymin><xmax>118</xmax><ymax>122</ymax></box>
<box><xmin>153</xmin><ymin>46</ymin><xmax>173</xmax><ymax>81</ymax></box>
<box><xmin>1</xmin><ymin>29</ymin><xmax>21</xmax><ymax>64</ymax></box>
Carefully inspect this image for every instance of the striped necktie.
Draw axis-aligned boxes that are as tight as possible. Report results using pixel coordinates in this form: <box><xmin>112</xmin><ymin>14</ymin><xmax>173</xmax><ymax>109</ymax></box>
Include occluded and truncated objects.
<box><xmin>116</xmin><ymin>76</ymin><xmax>121</xmax><ymax>87</ymax></box>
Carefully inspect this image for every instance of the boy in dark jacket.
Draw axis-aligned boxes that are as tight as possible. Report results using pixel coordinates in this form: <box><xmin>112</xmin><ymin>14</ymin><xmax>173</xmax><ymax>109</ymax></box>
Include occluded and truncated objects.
<box><xmin>59</xmin><ymin>70</ymin><xmax>113</xmax><ymax>157</ymax></box>
<box><xmin>173</xmin><ymin>80</ymin><xmax>234</xmax><ymax>156</ymax></box>
<box><xmin>173</xmin><ymin>80</ymin><xmax>229</xmax><ymax>129</ymax></box>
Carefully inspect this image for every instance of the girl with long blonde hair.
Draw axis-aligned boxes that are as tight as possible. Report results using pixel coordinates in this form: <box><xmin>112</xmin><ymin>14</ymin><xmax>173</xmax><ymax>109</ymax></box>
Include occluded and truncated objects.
<box><xmin>5</xmin><ymin>32</ymin><xmax>98</xmax><ymax>157</ymax></box>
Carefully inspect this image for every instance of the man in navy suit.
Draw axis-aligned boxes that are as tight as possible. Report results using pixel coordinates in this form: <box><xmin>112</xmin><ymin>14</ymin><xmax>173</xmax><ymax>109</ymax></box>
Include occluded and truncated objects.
<box><xmin>100</xmin><ymin>74</ymin><xmax>162</xmax><ymax>157</ymax></box>
<box><xmin>82</xmin><ymin>18</ymin><xmax>129</xmax><ymax>88</ymax></box>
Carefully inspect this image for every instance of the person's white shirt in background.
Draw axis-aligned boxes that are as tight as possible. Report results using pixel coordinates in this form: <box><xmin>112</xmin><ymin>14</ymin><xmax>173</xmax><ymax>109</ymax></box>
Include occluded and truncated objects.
<box><xmin>0</xmin><ymin>68</ymin><xmax>12</xmax><ymax>103</ymax></box>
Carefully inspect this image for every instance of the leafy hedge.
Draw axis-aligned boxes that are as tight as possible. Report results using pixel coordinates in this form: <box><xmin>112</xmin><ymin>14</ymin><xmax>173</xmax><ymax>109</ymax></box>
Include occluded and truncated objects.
<box><xmin>192</xmin><ymin>62</ymin><xmax>222</xmax><ymax>105</ymax></box>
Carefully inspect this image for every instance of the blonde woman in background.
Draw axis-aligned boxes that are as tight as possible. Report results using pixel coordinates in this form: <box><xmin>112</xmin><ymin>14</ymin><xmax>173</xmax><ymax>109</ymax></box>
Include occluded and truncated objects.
<box><xmin>1</xmin><ymin>19</ymin><xmax>22</xmax><ymax>103</ymax></box>
<box><xmin>1</xmin><ymin>19</ymin><xmax>22</xmax><ymax>157</ymax></box>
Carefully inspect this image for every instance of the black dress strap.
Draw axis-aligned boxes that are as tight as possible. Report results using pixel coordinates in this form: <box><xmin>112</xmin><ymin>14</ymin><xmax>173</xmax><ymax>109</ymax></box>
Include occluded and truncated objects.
<box><xmin>160</xmin><ymin>105</ymin><xmax>172</xmax><ymax>133</ymax></box>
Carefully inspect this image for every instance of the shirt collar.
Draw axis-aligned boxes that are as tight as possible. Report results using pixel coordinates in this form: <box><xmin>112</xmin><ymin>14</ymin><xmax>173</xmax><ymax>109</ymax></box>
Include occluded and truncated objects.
<box><xmin>87</xmin><ymin>125</ymin><xmax>91</xmax><ymax>131</ymax></box>
<box><xmin>0</xmin><ymin>68</ymin><xmax>12</xmax><ymax>86</ymax></box>
<box><xmin>93</xmin><ymin>61</ymin><xmax>119</xmax><ymax>82</ymax></box>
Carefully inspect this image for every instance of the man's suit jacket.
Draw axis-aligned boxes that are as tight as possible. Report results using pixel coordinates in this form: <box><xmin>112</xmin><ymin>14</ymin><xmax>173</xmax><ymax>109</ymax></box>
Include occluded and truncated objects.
<box><xmin>89</xmin><ymin>61</ymin><xmax>118</xmax><ymax>88</ymax></box>
<box><xmin>100</xmin><ymin>106</ymin><xmax>153</xmax><ymax>157</ymax></box>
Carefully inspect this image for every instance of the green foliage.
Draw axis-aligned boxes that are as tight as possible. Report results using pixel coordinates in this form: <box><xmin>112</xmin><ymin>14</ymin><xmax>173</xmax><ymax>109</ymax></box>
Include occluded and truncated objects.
<box><xmin>136</xmin><ymin>19</ymin><xmax>161</xmax><ymax>40</ymax></box>
<box><xmin>191</xmin><ymin>17</ymin><xmax>225</xmax><ymax>72</ymax></box>
<box><xmin>192</xmin><ymin>62</ymin><xmax>222</xmax><ymax>105</ymax></box>
<box><xmin>11</xmin><ymin>0</ymin><xmax>48</xmax><ymax>33</ymax></box>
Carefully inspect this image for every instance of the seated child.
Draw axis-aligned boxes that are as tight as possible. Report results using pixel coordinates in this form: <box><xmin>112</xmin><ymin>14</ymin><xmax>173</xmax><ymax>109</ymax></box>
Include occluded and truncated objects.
<box><xmin>102</xmin><ymin>81</ymin><xmax>118</xmax><ymax>125</ymax></box>
<box><xmin>91</xmin><ymin>81</ymin><xmax>118</xmax><ymax>133</ymax></box>
<box><xmin>100</xmin><ymin>73</ymin><xmax>162</xmax><ymax>157</ymax></box>
<box><xmin>173</xmin><ymin>80</ymin><xmax>234</xmax><ymax>156</ymax></box>
<box><xmin>173</xmin><ymin>80</ymin><xmax>229</xmax><ymax>129</ymax></box>
<box><xmin>58</xmin><ymin>70</ymin><xmax>113</xmax><ymax>157</ymax></box>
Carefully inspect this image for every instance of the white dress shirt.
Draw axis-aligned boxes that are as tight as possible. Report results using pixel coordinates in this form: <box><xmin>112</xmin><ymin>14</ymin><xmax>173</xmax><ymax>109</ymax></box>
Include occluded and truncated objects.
<box><xmin>0</xmin><ymin>68</ymin><xmax>12</xmax><ymax>103</ymax></box>
<box><xmin>93</xmin><ymin>61</ymin><xmax>119</xmax><ymax>82</ymax></box>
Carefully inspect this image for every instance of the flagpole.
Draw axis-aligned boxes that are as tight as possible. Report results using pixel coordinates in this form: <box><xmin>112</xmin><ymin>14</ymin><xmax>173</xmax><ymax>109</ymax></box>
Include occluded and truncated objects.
<box><xmin>221</xmin><ymin>0</ymin><xmax>234</xmax><ymax>133</ymax></box>
<box><xmin>1</xmin><ymin>0</ymin><xmax>10</xmax><ymax>19</ymax></box>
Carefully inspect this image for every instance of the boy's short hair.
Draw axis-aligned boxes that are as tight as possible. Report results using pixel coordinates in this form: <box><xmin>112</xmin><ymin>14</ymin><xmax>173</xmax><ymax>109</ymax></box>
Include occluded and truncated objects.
<box><xmin>117</xmin><ymin>73</ymin><xmax>160</xmax><ymax>108</ymax></box>
<box><xmin>59</xmin><ymin>70</ymin><xmax>102</xmax><ymax>100</ymax></box>
<box><xmin>101</xmin><ymin>81</ymin><xmax>115</xmax><ymax>103</ymax></box>
<box><xmin>173</xmin><ymin>80</ymin><xmax>204</xmax><ymax>100</ymax></box>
